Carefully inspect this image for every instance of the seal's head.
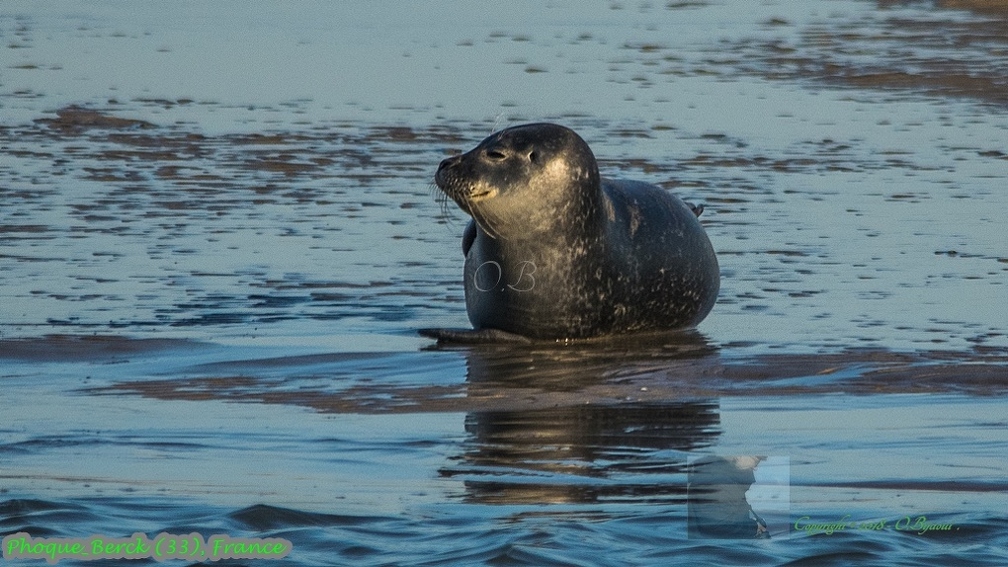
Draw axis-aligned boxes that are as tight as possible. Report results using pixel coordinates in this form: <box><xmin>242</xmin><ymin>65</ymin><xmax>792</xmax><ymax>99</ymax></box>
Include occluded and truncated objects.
<box><xmin>434</xmin><ymin>123</ymin><xmax>601</xmax><ymax>240</ymax></box>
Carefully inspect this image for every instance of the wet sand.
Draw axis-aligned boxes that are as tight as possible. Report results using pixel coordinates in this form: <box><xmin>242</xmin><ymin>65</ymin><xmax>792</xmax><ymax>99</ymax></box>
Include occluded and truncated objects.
<box><xmin>3</xmin><ymin>1</ymin><xmax>1008</xmax><ymax>565</ymax></box>
<box><xmin>75</xmin><ymin>338</ymin><xmax>1007</xmax><ymax>413</ymax></box>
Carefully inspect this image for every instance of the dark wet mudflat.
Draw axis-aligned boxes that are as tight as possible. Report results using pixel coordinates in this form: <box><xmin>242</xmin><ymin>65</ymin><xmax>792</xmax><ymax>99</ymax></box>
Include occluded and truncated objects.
<box><xmin>3</xmin><ymin>1</ymin><xmax>1008</xmax><ymax>565</ymax></box>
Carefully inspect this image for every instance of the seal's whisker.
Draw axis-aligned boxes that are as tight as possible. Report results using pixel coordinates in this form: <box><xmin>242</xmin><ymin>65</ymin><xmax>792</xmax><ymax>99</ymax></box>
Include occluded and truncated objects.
<box><xmin>490</xmin><ymin>113</ymin><xmax>509</xmax><ymax>135</ymax></box>
<box><xmin>427</xmin><ymin>181</ymin><xmax>443</xmax><ymax>215</ymax></box>
<box><xmin>429</xmin><ymin>181</ymin><xmax>461</xmax><ymax>232</ymax></box>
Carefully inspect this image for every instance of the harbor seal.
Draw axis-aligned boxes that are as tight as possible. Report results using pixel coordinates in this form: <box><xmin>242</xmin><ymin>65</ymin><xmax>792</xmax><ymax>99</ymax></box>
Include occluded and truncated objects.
<box><xmin>422</xmin><ymin>123</ymin><xmax>719</xmax><ymax>342</ymax></box>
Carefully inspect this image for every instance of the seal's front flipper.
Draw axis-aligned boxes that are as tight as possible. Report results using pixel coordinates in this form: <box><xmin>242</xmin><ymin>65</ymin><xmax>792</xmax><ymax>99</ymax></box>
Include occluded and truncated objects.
<box><xmin>419</xmin><ymin>327</ymin><xmax>532</xmax><ymax>345</ymax></box>
<box><xmin>462</xmin><ymin>220</ymin><xmax>477</xmax><ymax>257</ymax></box>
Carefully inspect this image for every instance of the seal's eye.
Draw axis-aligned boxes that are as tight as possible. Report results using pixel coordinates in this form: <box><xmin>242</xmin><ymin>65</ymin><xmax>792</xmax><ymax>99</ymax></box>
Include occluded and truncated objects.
<box><xmin>528</xmin><ymin>151</ymin><xmax>538</xmax><ymax>163</ymax></box>
<box><xmin>485</xmin><ymin>150</ymin><xmax>507</xmax><ymax>161</ymax></box>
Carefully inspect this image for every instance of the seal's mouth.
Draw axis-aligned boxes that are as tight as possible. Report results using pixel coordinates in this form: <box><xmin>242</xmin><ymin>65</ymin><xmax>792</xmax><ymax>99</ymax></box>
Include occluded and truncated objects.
<box><xmin>434</xmin><ymin>165</ymin><xmax>497</xmax><ymax>209</ymax></box>
<box><xmin>434</xmin><ymin>182</ymin><xmax>504</xmax><ymax>240</ymax></box>
<box><xmin>434</xmin><ymin>153</ymin><xmax>504</xmax><ymax>239</ymax></box>
<box><xmin>468</xmin><ymin>187</ymin><xmax>498</xmax><ymax>202</ymax></box>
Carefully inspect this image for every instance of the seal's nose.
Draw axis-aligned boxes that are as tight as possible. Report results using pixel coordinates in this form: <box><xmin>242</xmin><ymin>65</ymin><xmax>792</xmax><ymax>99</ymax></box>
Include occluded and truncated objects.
<box><xmin>435</xmin><ymin>155</ymin><xmax>462</xmax><ymax>187</ymax></box>
<box><xmin>437</xmin><ymin>155</ymin><xmax>460</xmax><ymax>173</ymax></box>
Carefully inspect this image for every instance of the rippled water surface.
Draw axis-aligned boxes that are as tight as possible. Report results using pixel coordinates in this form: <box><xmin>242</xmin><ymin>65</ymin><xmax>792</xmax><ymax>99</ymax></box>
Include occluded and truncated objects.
<box><xmin>2</xmin><ymin>1</ymin><xmax>1007</xmax><ymax>565</ymax></box>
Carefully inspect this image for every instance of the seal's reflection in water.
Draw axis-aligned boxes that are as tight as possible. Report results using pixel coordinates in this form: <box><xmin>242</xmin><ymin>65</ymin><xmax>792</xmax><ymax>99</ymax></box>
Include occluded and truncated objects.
<box><xmin>451</xmin><ymin>402</ymin><xmax>721</xmax><ymax>505</ymax></box>
<box><xmin>438</xmin><ymin>331</ymin><xmax>724</xmax><ymax>506</ymax></box>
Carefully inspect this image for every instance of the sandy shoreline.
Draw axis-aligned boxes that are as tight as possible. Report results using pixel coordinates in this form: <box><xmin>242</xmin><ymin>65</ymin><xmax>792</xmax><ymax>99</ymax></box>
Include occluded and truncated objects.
<box><xmin>94</xmin><ymin>351</ymin><xmax>1008</xmax><ymax>413</ymax></box>
<box><xmin>2</xmin><ymin>333</ymin><xmax>1005</xmax><ymax>415</ymax></box>
<box><xmin>0</xmin><ymin>334</ymin><xmax>983</xmax><ymax>413</ymax></box>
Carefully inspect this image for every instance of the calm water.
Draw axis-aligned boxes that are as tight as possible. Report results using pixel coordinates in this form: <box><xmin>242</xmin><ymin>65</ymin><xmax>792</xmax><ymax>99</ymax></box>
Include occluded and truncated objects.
<box><xmin>2</xmin><ymin>1</ymin><xmax>1007</xmax><ymax>565</ymax></box>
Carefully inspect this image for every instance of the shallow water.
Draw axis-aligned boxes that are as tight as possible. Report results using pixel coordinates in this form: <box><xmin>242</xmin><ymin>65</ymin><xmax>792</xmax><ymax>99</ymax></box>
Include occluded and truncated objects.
<box><xmin>2</xmin><ymin>1</ymin><xmax>1008</xmax><ymax>565</ymax></box>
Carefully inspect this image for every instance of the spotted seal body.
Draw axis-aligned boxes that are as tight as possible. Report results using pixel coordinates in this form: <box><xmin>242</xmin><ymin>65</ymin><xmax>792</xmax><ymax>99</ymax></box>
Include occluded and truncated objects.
<box><xmin>424</xmin><ymin>123</ymin><xmax>718</xmax><ymax>342</ymax></box>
